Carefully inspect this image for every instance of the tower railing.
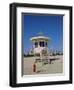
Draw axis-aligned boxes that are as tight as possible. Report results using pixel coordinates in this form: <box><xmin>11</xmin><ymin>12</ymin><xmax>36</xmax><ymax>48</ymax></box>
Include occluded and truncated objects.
<box><xmin>34</xmin><ymin>47</ymin><xmax>50</xmax><ymax>65</ymax></box>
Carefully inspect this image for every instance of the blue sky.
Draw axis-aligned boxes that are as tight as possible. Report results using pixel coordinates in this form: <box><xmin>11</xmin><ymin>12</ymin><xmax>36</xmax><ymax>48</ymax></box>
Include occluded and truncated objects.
<box><xmin>22</xmin><ymin>14</ymin><xmax>63</xmax><ymax>54</ymax></box>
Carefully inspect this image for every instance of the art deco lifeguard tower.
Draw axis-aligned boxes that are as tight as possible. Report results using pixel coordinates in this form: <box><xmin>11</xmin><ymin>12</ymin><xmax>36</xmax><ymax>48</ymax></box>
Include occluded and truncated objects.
<box><xmin>30</xmin><ymin>32</ymin><xmax>50</xmax><ymax>64</ymax></box>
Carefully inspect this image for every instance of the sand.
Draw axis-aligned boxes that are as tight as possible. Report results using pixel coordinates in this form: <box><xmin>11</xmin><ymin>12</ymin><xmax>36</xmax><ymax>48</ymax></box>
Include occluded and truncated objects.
<box><xmin>22</xmin><ymin>55</ymin><xmax>63</xmax><ymax>75</ymax></box>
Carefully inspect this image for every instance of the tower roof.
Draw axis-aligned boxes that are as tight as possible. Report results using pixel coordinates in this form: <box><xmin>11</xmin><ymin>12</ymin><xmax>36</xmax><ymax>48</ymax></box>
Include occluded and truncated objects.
<box><xmin>38</xmin><ymin>32</ymin><xmax>44</xmax><ymax>36</ymax></box>
<box><xmin>30</xmin><ymin>36</ymin><xmax>50</xmax><ymax>42</ymax></box>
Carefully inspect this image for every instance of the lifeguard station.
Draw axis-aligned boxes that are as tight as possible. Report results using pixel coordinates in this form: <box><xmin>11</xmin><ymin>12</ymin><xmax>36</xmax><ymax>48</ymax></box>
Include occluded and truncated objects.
<box><xmin>30</xmin><ymin>32</ymin><xmax>50</xmax><ymax>65</ymax></box>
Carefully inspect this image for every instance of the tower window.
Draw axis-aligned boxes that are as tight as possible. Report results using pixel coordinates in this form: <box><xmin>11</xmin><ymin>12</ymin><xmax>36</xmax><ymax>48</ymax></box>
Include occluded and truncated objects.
<box><xmin>39</xmin><ymin>42</ymin><xmax>44</xmax><ymax>47</ymax></box>
<box><xmin>45</xmin><ymin>42</ymin><xmax>47</xmax><ymax>46</ymax></box>
<box><xmin>35</xmin><ymin>42</ymin><xmax>38</xmax><ymax>48</ymax></box>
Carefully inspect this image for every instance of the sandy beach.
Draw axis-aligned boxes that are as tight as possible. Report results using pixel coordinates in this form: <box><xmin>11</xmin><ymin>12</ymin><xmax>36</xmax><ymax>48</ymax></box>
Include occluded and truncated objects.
<box><xmin>22</xmin><ymin>55</ymin><xmax>63</xmax><ymax>75</ymax></box>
